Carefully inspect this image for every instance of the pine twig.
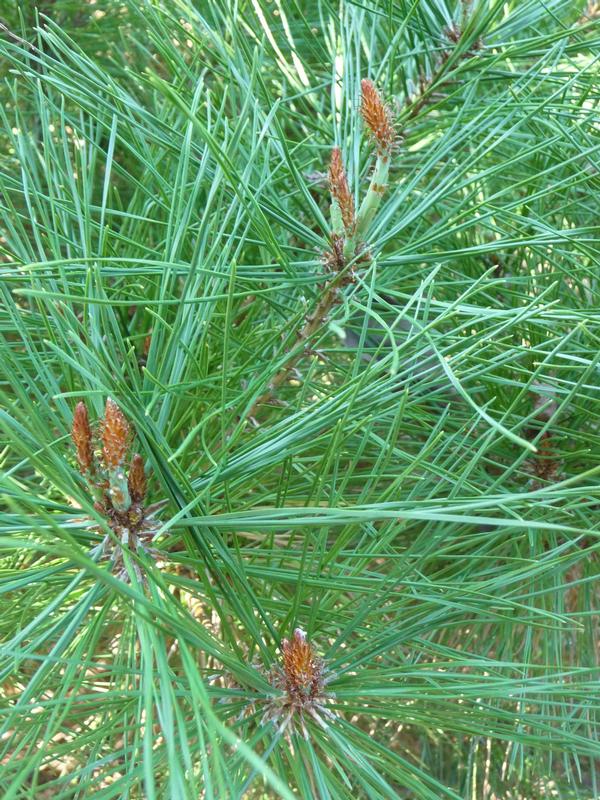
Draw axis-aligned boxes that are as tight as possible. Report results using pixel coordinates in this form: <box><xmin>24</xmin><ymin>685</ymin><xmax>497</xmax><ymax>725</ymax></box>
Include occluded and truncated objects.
<box><xmin>246</xmin><ymin>81</ymin><xmax>395</xmax><ymax>423</ymax></box>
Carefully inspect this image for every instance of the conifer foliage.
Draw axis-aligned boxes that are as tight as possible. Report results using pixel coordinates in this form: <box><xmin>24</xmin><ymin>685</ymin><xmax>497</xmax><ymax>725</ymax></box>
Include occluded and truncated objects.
<box><xmin>0</xmin><ymin>1</ymin><xmax>599</xmax><ymax>798</ymax></box>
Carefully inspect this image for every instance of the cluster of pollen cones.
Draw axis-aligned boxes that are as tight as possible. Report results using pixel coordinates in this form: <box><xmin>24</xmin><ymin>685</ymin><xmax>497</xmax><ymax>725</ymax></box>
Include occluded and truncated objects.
<box><xmin>262</xmin><ymin>628</ymin><xmax>337</xmax><ymax>739</ymax></box>
<box><xmin>71</xmin><ymin>399</ymin><xmax>164</xmax><ymax>581</ymax></box>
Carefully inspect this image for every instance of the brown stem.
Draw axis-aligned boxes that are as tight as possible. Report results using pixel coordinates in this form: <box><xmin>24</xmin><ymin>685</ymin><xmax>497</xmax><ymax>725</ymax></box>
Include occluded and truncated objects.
<box><xmin>403</xmin><ymin>48</ymin><xmax>455</xmax><ymax>124</ymax></box>
<box><xmin>401</xmin><ymin>29</ymin><xmax>482</xmax><ymax>129</ymax></box>
<box><xmin>246</xmin><ymin>280</ymin><xmax>343</xmax><ymax>421</ymax></box>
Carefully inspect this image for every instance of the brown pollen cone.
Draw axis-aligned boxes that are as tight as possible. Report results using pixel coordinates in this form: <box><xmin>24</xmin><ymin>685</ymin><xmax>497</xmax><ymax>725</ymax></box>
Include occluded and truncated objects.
<box><xmin>360</xmin><ymin>79</ymin><xmax>395</xmax><ymax>156</ymax></box>
<box><xmin>328</xmin><ymin>147</ymin><xmax>355</xmax><ymax>233</ymax></box>
<box><xmin>128</xmin><ymin>453</ymin><xmax>147</xmax><ymax>503</ymax></box>
<box><xmin>281</xmin><ymin>628</ymin><xmax>322</xmax><ymax>701</ymax></box>
<box><xmin>72</xmin><ymin>401</ymin><xmax>94</xmax><ymax>474</ymax></box>
<box><xmin>102</xmin><ymin>398</ymin><xmax>131</xmax><ymax>470</ymax></box>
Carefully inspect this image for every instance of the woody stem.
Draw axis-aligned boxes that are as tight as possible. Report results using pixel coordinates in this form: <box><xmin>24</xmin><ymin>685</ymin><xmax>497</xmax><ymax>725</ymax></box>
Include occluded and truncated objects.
<box><xmin>246</xmin><ymin>277</ymin><xmax>345</xmax><ymax>420</ymax></box>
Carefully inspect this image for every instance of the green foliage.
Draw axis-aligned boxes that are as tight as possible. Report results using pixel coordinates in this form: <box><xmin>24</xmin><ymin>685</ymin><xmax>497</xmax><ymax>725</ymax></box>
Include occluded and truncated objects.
<box><xmin>0</xmin><ymin>1</ymin><xmax>599</xmax><ymax>797</ymax></box>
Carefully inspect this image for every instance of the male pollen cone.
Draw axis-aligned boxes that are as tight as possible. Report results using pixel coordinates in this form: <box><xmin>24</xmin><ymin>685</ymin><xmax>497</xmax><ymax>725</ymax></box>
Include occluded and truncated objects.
<box><xmin>328</xmin><ymin>147</ymin><xmax>355</xmax><ymax>233</ymax></box>
<box><xmin>128</xmin><ymin>453</ymin><xmax>147</xmax><ymax>503</ymax></box>
<box><xmin>102</xmin><ymin>398</ymin><xmax>131</xmax><ymax>470</ymax></box>
<box><xmin>281</xmin><ymin>628</ymin><xmax>321</xmax><ymax>699</ymax></box>
<box><xmin>360</xmin><ymin>79</ymin><xmax>395</xmax><ymax>155</ymax></box>
<box><xmin>72</xmin><ymin>401</ymin><xmax>93</xmax><ymax>473</ymax></box>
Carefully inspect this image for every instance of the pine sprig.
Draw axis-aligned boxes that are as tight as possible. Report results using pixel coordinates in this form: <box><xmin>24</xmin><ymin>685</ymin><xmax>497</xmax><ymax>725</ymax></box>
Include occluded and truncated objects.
<box><xmin>0</xmin><ymin>1</ymin><xmax>599</xmax><ymax>798</ymax></box>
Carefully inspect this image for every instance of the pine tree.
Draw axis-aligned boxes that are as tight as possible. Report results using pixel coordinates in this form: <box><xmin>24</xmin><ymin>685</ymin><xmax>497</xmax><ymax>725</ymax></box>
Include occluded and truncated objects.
<box><xmin>0</xmin><ymin>2</ymin><xmax>599</xmax><ymax>797</ymax></box>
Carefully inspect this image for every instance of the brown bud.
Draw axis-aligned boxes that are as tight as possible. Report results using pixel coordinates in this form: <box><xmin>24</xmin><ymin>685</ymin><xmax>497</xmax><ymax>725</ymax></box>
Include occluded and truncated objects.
<box><xmin>72</xmin><ymin>402</ymin><xmax>94</xmax><ymax>474</ymax></box>
<box><xmin>322</xmin><ymin>233</ymin><xmax>345</xmax><ymax>274</ymax></box>
<box><xmin>128</xmin><ymin>453</ymin><xmax>147</xmax><ymax>503</ymax></box>
<box><xmin>360</xmin><ymin>79</ymin><xmax>395</xmax><ymax>156</ymax></box>
<box><xmin>328</xmin><ymin>147</ymin><xmax>355</xmax><ymax>233</ymax></box>
<box><xmin>281</xmin><ymin>628</ymin><xmax>323</xmax><ymax>701</ymax></box>
<box><xmin>102</xmin><ymin>398</ymin><xmax>130</xmax><ymax>470</ymax></box>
